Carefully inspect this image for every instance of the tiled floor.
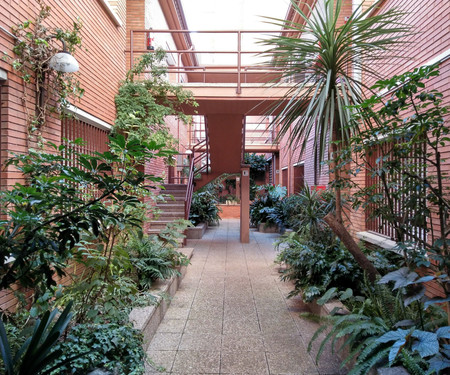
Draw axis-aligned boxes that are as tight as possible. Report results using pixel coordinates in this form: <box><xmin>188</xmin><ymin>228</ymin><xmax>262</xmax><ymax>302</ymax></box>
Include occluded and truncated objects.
<box><xmin>145</xmin><ymin>219</ymin><xmax>346</xmax><ymax>375</ymax></box>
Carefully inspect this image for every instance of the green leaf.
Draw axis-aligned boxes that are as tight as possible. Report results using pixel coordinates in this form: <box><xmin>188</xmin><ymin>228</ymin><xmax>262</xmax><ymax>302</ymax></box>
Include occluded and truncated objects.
<box><xmin>317</xmin><ymin>287</ymin><xmax>338</xmax><ymax>305</ymax></box>
<box><xmin>436</xmin><ymin>326</ymin><xmax>450</xmax><ymax>339</ymax></box>
<box><xmin>411</xmin><ymin>330</ymin><xmax>439</xmax><ymax>358</ymax></box>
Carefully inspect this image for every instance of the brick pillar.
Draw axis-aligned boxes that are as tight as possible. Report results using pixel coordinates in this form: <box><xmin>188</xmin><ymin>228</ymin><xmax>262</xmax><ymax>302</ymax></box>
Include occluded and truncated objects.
<box><xmin>240</xmin><ymin>165</ymin><xmax>250</xmax><ymax>243</ymax></box>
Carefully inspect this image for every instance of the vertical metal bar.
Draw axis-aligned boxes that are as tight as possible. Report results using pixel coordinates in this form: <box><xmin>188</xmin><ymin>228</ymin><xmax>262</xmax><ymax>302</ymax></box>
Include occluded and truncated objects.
<box><xmin>236</xmin><ymin>31</ymin><xmax>242</xmax><ymax>94</ymax></box>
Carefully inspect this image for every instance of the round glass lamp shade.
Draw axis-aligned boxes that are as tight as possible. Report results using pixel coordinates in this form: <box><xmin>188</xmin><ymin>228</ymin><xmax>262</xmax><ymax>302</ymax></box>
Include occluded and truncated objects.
<box><xmin>49</xmin><ymin>51</ymin><xmax>79</xmax><ymax>73</ymax></box>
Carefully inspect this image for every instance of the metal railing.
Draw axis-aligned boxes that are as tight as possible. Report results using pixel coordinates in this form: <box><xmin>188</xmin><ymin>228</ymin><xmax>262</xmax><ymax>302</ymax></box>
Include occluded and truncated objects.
<box><xmin>128</xmin><ymin>29</ymin><xmax>301</xmax><ymax>94</ymax></box>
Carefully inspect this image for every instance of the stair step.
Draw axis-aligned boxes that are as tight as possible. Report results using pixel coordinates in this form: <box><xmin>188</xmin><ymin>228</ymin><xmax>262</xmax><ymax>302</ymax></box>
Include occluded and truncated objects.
<box><xmin>162</xmin><ymin>190</ymin><xmax>186</xmax><ymax>195</ymax></box>
<box><xmin>159</xmin><ymin>208</ymin><xmax>185</xmax><ymax>214</ymax></box>
<box><xmin>156</xmin><ymin>201</ymin><xmax>184</xmax><ymax>211</ymax></box>
<box><xmin>162</xmin><ymin>184</ymin><xmax>187</xmax><ymax>191</ymax></box>
<box><xmin>149</xmin><ymin>220</ymin><xmax>176</xmax><ymax>229</ymax></box>
<box><xmin>159</xmin><ymin>213</ymin><xmax>185</xmax><ymax>219</ymax></box>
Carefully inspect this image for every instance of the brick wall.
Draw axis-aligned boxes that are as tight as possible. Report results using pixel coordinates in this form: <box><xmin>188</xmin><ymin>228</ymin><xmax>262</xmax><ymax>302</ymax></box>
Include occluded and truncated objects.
<box><xmin>0</xmin><ymin>0</ymin><xmax>126</xmax><ymax>188</ymax></box>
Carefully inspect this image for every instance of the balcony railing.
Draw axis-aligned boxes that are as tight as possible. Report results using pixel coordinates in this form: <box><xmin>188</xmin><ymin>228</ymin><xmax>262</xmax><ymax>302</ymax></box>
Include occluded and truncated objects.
<box><xmin>128</xmin><ymin>29</ymin><xmax>302</xmax><ymax>94</ymax></box>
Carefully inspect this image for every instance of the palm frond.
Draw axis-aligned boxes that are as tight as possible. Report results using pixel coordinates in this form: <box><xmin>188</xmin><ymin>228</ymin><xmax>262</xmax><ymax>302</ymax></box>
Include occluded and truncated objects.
<box><xmin>260</xmin><ymin>0</ymin><xmax>412</xmax><ymax>161</ymax></box>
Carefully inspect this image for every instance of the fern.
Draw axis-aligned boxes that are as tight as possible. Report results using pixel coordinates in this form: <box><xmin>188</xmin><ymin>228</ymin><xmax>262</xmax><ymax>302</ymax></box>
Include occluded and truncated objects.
<box><xmin>348</xmin><ymin>347</ymin><xmax>390</xmax><ymax>375</ymax></box>
<box><xmin>400</xmin><ymin>349</ymin><xmax>427</xmax><ymax>375</ymax></box>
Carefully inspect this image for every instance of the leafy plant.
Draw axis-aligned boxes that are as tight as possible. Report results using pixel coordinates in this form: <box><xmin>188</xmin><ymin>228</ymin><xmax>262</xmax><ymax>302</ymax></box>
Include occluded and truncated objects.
<box><xmin>50</xmin><ymin>323</ymin><xmax>145</xmax><ymax>375</ymax></box>
<box><xmin>189</xmin><ymin>191</ymin><xmax>221</xmax><ymax>226</ymax></box>
<box><xmin>337</xmin><ymin>65</ymin><xmax>450</xmax><ymax>318</ymax></box>
<box><xmin>125</xmin><ymin>229</ymin><xmax>190</xmax><ymax>290</ymax></box>
<box><xmin>249</xmin><ymin>184</ymin><xmax>286</xmax><ymax>226</ymax></box>
<box><xmin>310</xmin><ymin>270</ymin><xmax>449</xmax><ymax>374</ymax></box>
<box><xmin>0</xmin><ymin>302</ymin><xmax>83</xmax><ymax>375</ymax></box>
<box><xmin>276</xmin><ymin>233</ymin><xmax>362</xmax><ymax>301</ymax></box>
<box><xmin>244</xmin><ymin>153</ymin><xmax>269</xmax><ymax>180</ymax></box>
<box><xmin>115</xmin><ymin>48</ymin><xmax>197</xmax><ymax>146</ymax></box>
<box><xmin>0</xmin><ymin>134</ymin><xmax>174</xmax><ymax>307</ymax></box>
<box><xmin>277</xmin><ymin>186</ymin><xmax>335</xmax><ymax>239</ymax></box>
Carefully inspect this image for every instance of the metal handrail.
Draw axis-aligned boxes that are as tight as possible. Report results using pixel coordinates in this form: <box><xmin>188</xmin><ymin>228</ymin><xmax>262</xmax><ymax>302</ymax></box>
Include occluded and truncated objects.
<box><xmin>129</xmin><ymin>29</ymin><xmax>302</xmax><ymax>94</ymax></box>
<box><xmin>185</xmin><ymin>153</ymin><xmax>195</xmax><ymax>220</ymax></box>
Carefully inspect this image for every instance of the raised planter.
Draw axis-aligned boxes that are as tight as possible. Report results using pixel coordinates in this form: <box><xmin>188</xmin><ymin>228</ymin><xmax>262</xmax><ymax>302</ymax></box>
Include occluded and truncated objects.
<box><xmin>218</xmin><ymin>204</ymin><xmax>240</xmax><ymax>219</ymax></box>
<box><xmin>129</xmin><ymin>248</ymin><xmax>194</xmax><ymax>350</ymax></box>
<box><xmin>186</xmin><ymin>222</ymin><xmax>207</xmax><ymax>239</ymax></box>
<box><xmin>258</xmin><ymin>222</ymin><xmax>279</xmax><ymax>233</ymax></box>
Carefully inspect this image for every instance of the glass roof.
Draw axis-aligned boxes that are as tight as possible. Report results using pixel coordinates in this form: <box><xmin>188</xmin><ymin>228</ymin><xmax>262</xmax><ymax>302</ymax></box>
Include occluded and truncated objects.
<box><xmin>181</xmin><ymin>0</ymin><xmax>290</xmax><ymax>65</ymax></box>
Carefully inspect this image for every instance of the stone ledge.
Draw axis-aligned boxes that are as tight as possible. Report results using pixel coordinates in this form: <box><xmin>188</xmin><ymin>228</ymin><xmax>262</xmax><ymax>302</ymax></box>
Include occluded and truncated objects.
<box><xmin>357</xmin><ymin>231</ymin><xmax>398</xmax><ymax>251</ymax></box>
<box><xmin>129</xmin><ymin>247</ymin><xmax>194</xmax><ymax>350</ymax></box>
<box><xmin>186</xmin><ymin>223</ymin><xmax>207</xmax><ymax>239</ymax></box>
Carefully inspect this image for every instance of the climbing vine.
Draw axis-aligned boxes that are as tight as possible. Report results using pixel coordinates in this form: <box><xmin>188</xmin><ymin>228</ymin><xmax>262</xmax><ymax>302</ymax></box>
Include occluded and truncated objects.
<box><xmin>114</xmin><ymin>48</ymin><xmax>197</xmax><ymax>148</ymax></box>
<box><xmin>7</xmin><ymin>0</ymin><xmax>84</xmax><ymax>147</ymax></box>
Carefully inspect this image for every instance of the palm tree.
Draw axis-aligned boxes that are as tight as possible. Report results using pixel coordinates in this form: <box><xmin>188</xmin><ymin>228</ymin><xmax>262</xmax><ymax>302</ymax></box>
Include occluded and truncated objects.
<box><xmin>262</xmin><ymin>0</ymin><xmax>411</xmax><ymax>281</ymax></box>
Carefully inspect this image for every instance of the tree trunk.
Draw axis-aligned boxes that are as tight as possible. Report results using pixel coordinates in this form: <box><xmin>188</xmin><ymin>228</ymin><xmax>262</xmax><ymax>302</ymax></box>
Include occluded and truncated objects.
<box><xmin>323</xmin><ymin>212</ymin><xmax>380</xmax><ymax>283</ymax></box>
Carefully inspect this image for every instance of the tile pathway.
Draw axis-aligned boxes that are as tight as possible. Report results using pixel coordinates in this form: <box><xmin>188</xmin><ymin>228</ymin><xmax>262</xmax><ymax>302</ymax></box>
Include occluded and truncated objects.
<box><xmin>145</xmin><ymin>219</ymin><xmax>346</xmax><ymax>375</ymax></box>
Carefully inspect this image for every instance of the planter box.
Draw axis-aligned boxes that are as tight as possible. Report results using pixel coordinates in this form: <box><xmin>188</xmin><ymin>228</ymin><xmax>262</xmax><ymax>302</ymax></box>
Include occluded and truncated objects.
<box><xmin>186</xmin><ymin>222</ymin><xmax>207</xmax><ymax>239</ymax></box>
<box><xmin>218</xmin><ymin>204</ymin><xmax>240</xmax><ymax>219</ymax></box>
<box><xmin>129</xmin><ymin>248</ymin><xmax>194</xmax><ymax>350</ymax></box>
<box><xmin>258</xmin><ymin>222</ymin><xmax>279</xmax><ymax>233</ymax></box>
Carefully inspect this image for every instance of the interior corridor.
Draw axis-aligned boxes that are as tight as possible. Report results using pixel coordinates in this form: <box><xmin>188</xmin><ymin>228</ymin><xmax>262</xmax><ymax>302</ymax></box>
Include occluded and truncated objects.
<box><xmin>145</xmin><ymin>219</ymin><xmax>346</xmax><ymax>374</ymax></box>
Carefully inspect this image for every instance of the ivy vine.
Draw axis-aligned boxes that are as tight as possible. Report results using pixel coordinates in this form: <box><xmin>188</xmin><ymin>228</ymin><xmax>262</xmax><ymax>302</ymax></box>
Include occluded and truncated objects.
<box><xmin>7</xmin><ymin>0</ymin><xmax>84</xmax><ymax>147</ymax></box>
<box><xmin>114</xmin><ymin>48</ymin><xmax>198</xmax><ymax>148</ymax></box>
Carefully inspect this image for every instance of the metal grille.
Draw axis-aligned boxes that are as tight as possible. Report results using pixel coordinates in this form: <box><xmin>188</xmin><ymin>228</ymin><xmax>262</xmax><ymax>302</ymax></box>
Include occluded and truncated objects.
<box><xmin>61</xmin><ymin>118</ymin><xmax>109</xmax><ymax>156</ymax></box>
<box><xmin>61</xmin><ymin>118</ymin><xmax>110</xmax><ymax>197</ymax></box>
<box><xmin>366</xmin><ymin>141</ymin><xmax>427</xmax><ymax>243</ymax></box>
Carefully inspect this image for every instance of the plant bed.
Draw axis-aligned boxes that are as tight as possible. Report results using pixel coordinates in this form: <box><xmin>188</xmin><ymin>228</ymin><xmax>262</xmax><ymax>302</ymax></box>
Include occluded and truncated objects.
<box><xmin>185</xmin><ymin>223</ymin><xmax>207</xmax><ymax>239</ymax></box>
<box><xmin>129</xmin><ymin>247</ymin><xmax>194</xmax><ymax>350</ymax></box>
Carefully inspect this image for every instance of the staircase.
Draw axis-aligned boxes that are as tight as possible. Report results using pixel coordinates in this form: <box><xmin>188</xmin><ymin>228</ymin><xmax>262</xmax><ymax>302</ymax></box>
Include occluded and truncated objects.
<box><xmin>148</xmin><ymin>184</ymin><xmax>188</xmax><ymax>237</ymax></box>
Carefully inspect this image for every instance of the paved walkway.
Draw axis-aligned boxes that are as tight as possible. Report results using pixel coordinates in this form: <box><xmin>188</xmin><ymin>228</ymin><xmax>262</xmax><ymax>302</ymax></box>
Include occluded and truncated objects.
<box><xmin>145</xmin><ymin>219</ymin><xmax>345</xmax><ymax>374</ymax></box>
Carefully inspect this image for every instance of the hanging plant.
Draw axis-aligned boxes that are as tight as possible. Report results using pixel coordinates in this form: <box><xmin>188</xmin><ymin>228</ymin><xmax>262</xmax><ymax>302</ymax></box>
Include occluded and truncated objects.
<box><xmin>7</xmin><ymin>0</ymin><xmax>84</xmax><ymax>147</ymax></box>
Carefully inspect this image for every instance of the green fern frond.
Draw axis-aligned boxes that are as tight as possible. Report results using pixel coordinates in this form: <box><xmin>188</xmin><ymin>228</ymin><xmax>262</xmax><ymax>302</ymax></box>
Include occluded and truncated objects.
<box><xmin>399</xmin><ymin>349</ymin><xmax>427</xmax><ymax>375</ymax></box>
<box><xmin>349</xmin><ymin>347</ymin><xmax>390</xmax><ymax>375</ymax></box>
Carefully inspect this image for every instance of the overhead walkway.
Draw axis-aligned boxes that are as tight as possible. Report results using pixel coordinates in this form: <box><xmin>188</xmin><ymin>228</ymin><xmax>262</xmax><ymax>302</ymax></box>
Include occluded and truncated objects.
<box><xmin>145</xmin><ymin>219</ymin><xmax>346</xmax><ymax>374</ymax></box>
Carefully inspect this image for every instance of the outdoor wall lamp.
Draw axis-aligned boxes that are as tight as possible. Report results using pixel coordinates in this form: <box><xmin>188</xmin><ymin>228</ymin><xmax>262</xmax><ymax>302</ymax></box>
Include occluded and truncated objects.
<box><xmin>49</xmin><ymin>39</ymin><xmax>79</xmax><ymax>73</ymax></box>
<box><xmin>0</xmin><ymin>26</ymin><xmax>79</xmax><ymax>72</ymax></box>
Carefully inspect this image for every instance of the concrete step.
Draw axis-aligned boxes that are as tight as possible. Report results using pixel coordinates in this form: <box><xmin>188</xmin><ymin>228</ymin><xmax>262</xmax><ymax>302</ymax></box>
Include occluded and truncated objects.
<box><xmin>157</xmin><ymin>203</ymin><xmax>185</xmax><ymax>209</ymax></box>
<box><xmin>162</xmin><ymin>184</ymin><xmax>187</xmax><ymax>190</ymax></box>
<box><xmin>158</xmin><ymin>212</ymin><xmax>185</xmax><ymax>219</ymax></box>
<box><xmin>159</xmin><ymin>196</ymin><xmax>185</xmax><ymax>203</ymax></box>
<box><xmin>162</xmin><ymin>190</ymin><xmax>186</xmax><ymax>196</ymax></box>
<box><xmin>148</xmin><ymin>220</ymin><xmax>175</xmax><ymax>229</ymax></box>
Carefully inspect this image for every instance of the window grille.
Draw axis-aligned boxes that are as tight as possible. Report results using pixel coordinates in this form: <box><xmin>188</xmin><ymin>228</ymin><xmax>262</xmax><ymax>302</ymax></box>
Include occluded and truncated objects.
<box><xmin>365</xmin><ymin>140</ymin><xmax>427</xmax><ymax>244</ymax></box>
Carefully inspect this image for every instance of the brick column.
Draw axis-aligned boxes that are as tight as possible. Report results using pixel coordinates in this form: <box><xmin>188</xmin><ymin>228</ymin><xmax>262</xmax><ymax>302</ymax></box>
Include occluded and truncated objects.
<box><xmin>240</xmin><ymin>165</ymin><xmax>250</xmax><ymax>243</ymax></box>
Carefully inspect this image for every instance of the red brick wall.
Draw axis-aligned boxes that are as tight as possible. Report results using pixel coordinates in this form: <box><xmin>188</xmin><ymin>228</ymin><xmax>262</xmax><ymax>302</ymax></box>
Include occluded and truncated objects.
<box><xmin>0</xmin><ymin>0</ymin><xmax>126</xmax><ymax>188</ymax></box>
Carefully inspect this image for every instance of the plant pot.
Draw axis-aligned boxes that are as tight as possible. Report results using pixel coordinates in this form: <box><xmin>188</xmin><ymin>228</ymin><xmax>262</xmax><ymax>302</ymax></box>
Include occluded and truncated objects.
<box><xmin>257</xmin><ymin>222</ymin><xmax>279</xmax><ymax>233</ymax></box>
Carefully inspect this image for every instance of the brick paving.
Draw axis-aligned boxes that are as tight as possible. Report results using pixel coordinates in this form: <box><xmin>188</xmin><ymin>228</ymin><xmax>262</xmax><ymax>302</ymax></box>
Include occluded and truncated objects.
<box><xmin>145</xmin><ymin>219</ymin><xmax>346</xmax><ymax>375</ymax></box>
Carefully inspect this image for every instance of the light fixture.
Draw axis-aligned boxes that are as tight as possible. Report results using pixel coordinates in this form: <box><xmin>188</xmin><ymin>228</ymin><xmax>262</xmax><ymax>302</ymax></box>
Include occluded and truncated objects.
<box><xmin>49</xmin><ymin>39</ymin><xmax>79</xmax><ymax>73</ymax></box>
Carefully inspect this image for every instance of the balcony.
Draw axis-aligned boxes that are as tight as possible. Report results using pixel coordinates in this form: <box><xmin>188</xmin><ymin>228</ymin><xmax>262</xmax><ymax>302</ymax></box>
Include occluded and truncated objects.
<box><xmin>127</xmin><ymin>29</ymin><xmax>300</xmax><ymax>101</ymax></box>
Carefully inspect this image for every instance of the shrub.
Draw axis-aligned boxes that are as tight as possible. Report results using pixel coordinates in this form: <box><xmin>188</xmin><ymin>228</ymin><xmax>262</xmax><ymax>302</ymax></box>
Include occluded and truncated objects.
<box><xmin>249</xmin><ymin>184</ymin><xmax>287</xmax><ymax>226</ymax></box>
<box><xmin>189</xmin><ymin>191</ymin><xmax>221</xmax><ymax>226</ymax></box>
<box><xmin>310</xmin><ymin>278</ymin><xmax>448</xmax><ymax>375</ymax></box>
<box><xmin>50</xmin><ymin>323</ymin><xmax>146</xmax><ymax>375</ymax></box>
<box><xmin>276</xmin><ymin>233</ymin><xmax>362</xmax><ymax>301</ymax></box>
<box><xmin>126</xmin><ymin>231</ymin><xmax>190</xmax><ymax>290</ymax></box>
